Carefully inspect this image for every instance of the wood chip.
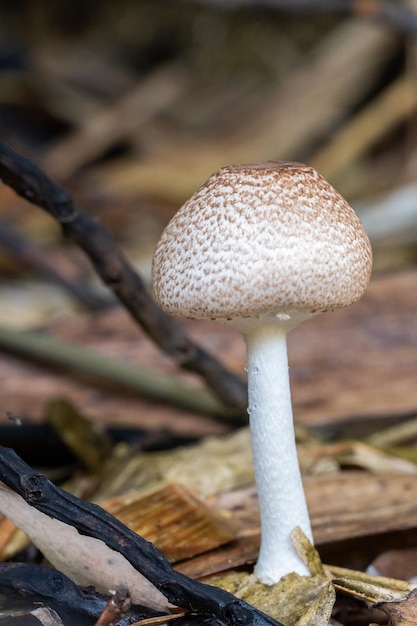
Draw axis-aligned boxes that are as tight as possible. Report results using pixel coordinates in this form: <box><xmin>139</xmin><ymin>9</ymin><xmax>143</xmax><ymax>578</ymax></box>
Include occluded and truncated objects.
<box><xmin>178</xmin><ymin>472</ymin><xmax>417</xmax><ymax>578</ymax></box>
<box><xmin>101</xmin><ymin>482</ymin><xmax>235</xmax><ymax>562</ymax></box>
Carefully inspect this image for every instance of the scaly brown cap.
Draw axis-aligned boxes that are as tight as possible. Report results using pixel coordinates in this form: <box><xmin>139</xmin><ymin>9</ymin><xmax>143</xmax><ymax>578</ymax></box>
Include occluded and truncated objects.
<box><xmin>152</xmin><ymin>162</ymin><xmax>372</xmax><ymax>328</ymax></box>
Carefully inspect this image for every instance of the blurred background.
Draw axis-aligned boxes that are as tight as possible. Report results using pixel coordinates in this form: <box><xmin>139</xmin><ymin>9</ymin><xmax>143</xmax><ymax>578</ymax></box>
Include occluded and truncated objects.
<box><xmin>2</xmin><ymin>5</ymin><xmax>417</xmax><ymax>597</ymax></box>
<box><xmin>1</xmin><ymin>1</ymin><xmax>417</xmax><ymax>327</ymax></box>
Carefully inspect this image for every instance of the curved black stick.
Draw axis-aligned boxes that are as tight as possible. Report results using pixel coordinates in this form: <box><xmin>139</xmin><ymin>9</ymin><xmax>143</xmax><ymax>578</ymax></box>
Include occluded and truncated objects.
<box><xmin>0</xmin><ymin>446</ymin><xmax>283</xmax><ymax>626</ymax></box>
<box><xmin>0</xmin><ymin>562</ymin><xmax>159</xmax><ymax>625</ymax></box>
<box><xmin>0</xmin><ymin>139</ymin><xmax>247</xmax><ymax>418</ymax></box>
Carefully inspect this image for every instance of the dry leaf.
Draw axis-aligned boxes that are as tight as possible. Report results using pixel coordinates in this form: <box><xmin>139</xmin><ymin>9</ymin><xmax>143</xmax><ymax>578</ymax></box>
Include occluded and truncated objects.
<box><xmin>375</xmin><ymin>587</ymin><xmax>417</xmax><ymax>626</ymax></box>
<box><xmin>0</xmin><ymin>482</ymin><xmax>169</xmax><ymax>611</ymax></box>
<box><xmin>0</xmin><ymin>516</ymin><xmax>29</xmax><ymax>561</ymax></box>
<box><xmin>97</xmin><ymin>427</ymin><xmax>254</xmax><ymax>500</ymax></box>
<box><xmin>212</xmin><ymin>571</ymin><xmax>332</xmax><ymax>626</ymax></box>
<box><xmin>301</xmin><ymin>440</ymin><xmax>417</xmax><ymax>475</ymax></box>
<box><xmin>291</xmin><ymin>527</ymin><xmax>325</xmax><ymax>578</ymax></box>
<box><xmin>326</xmin><ymin>564</ymin><xmax>414</xmax><ymax>603</ymax></box>
<box><xmin>211</xmin><ymin>533</ymin><xmax>334</xmax><ymax>626</ymax></box>
<box><xmin>294</xmin><ymin>582</ymin><xmax>335</xmax><ymax>626</ymax></box>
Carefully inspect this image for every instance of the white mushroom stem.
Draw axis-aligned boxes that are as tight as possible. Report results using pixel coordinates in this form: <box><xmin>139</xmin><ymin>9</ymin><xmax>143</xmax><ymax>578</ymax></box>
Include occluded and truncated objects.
<box><xmin>244</xmin><ymin>323</ymin><xmax>313</xmax><ymax>584</ymax></box>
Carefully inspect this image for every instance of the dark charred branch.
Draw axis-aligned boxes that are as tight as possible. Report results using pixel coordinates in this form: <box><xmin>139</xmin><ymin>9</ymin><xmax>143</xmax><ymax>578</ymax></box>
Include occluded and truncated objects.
<box><xmin>0</xmin><ymin>446</ymin><xmax>282</xmax><ymax>626</ymax></box>
<box><xmin>0</xmin><ymin>139</ymin><xmax>247</xmax><ymax>419</ymax></box>
<box><xmin>0</xmin><ymin>562</ymin><xmax>160</xmax><ymax>626</ymax></box>
<box><xmin>0</xmin><ymin>220</ymin><xmax>108</xmax><ymax>310</ymax></box>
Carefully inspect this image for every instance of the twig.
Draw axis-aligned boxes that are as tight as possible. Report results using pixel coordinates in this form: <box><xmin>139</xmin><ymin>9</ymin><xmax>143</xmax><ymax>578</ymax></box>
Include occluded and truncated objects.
<box><xmin>40</xmin><ymin>62</ymin><xmax>188</xmax><ymax>181</ymax></box>
<box><xmin>311</xmin><ymin>75</ymin><xmax>417</xmax><ymax>183</ymax></box>
<box><xmin>0</xmin><ymin>139</ymin><xmax>247</xmax><ymax>418</ymax></box>
<box><xmin>93</xmin><ymin>589</ymin><xmax>131</xmax><ymax>626</ymax></box>
<box><xmin>0</xmin><ymin>562</ymin><xmax>166</xmax><ymax>624</ymax></box>
<box><xmin>130</xmin><ymin>612</ymin><xmax>187</xmax><ymax>626</ymax></box>
<box><xmin>0</xmin><ymin>445</ymin><xmax>283</xmax><ymax>626</ymax></box>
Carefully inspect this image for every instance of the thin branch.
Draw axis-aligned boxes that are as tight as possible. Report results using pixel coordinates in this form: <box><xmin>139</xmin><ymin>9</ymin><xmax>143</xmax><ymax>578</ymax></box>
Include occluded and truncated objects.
<box><xmin>0</xmin><ymin>562</ymin><xmax>166</xmax><ymax>624</ymax></box>
<box><xmin>0</xmin><ymin>325</ymin><xmax>233</xmax><ymax>419</ymax></box>
<box><xmin>93</xmin><ymin>590</ymin><xmax>132</xmax><ymax>626</ymax></box>
<box><xmin>184</xmin><ymin>0</ymin><xmax>417</xmax><ymax>36</ymax></box>
<box><xmin>0</xmin><ymin>220</ymin><xmax>108</xmax><ymax>310</ymax></box>
<box><xmin>0</xmin><ymin>445</ymin><xmax>282</xmax><ymax>626</ymax></box>
<box><xmin>0</xmin><ymin>139</ymin><xmax>247</xmax><ymax>419</ymax></box>
<box><xmin>40</xmin><ymin>61</ymin><xmax>188</xmax><ymax>181</ymax></box>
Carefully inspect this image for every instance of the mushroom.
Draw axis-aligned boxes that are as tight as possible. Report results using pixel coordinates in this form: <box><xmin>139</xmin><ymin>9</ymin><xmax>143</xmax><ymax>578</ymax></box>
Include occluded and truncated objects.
<box><xmin>152</xmin><ymin>162</ymin><xmax>372</xmax><ymax>584</ymax></box>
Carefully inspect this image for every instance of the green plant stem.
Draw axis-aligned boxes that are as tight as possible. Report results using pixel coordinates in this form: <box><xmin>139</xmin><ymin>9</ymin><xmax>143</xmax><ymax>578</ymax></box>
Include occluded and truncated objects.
<box><xmin>0</xmin><ymin>326</ymin><xmax>240</xmax><ymax>421</ymax></box>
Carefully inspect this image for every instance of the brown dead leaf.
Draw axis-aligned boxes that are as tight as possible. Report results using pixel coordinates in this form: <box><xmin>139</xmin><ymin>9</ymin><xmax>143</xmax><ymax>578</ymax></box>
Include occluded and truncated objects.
<box><xmin>375</xmin><ymin>587</ymin><xmax>417</xmax><ymax>626</ymax></box>
<box><xmin>96</xmin><ymin>427</ymin><xmax>254</xmax><ymax>500</ymax></box>
<box><xmin>212</xmin><ymin>570</ymin><xmax>334</xmax><ymax>626</ymax></box>
<box><xmin>0</xmin><ymin>516</ymin><xmax>29</xmax><ymax>561</ymax></box>
<box><xmin>0</xmin><ymin>482</ymin><xmax>169</xmax><ymax>611</ymax></box>
<box><xmin>291</xmin><ymin>527</ymin><xmax>326</xmax><ymax>578</ymax></box>
<box><xmin>300</xmin><ymin>440</ymin><xmax>417</xmax><ymax>475</ymax></box>
<box><xmin>327</xmin><ymin>564</ymin><xmax>413</xmax><ymax>603</ymax></box>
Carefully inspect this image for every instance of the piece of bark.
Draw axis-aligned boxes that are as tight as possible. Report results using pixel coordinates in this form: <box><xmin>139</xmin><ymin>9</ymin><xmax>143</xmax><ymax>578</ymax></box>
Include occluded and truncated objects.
<box><xmin>178</xmin><ymin>471</ymin><xmax>417</xmax><ymax>578</ymax></box>
<box><xmin>101</xmin><ymin>483</ymin><xmax>235</xmax><ymax>562</ymax></box>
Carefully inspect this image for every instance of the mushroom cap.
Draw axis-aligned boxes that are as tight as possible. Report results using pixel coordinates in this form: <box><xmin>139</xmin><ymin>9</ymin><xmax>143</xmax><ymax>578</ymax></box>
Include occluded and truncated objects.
<box><xmin>152</xmin><ymin>162</ymin><xmax>372</xmax><ymax>329</ymax></box>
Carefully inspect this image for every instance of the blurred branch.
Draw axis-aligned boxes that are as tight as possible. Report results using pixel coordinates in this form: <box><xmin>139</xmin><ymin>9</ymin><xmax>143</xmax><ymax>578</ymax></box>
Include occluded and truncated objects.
<box><xmin>94</xmin><ymin>19</ymin><xmax>396</xmax><ymax>204</ymax></box>
<box><xmin>40</xmin><ymin>62</ymin><xmax>188</xmax><ymax>181</ymax></box>
<box><xmin>0</xmin><ymin>139</ymin><xmax>247</xmax><ymax>419</ymax></box>
<box><xmin>186</xmin><ymin>0</ymin><xmax>417</xmax><ymax>35</ymax></box>
<box><xmin>311</xmin><ymin>75</ymin><xmax>417</xmax><ymax>185</ymax></box>
<box><xmin>0</xmin><ymin>220</ymin><xmax>108</xmax><ymax>310</ymax></box>
<box><xmin>0</xmin><ymin>325</ymin><xmax>233</xmax><ymax>418</ymax></box>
